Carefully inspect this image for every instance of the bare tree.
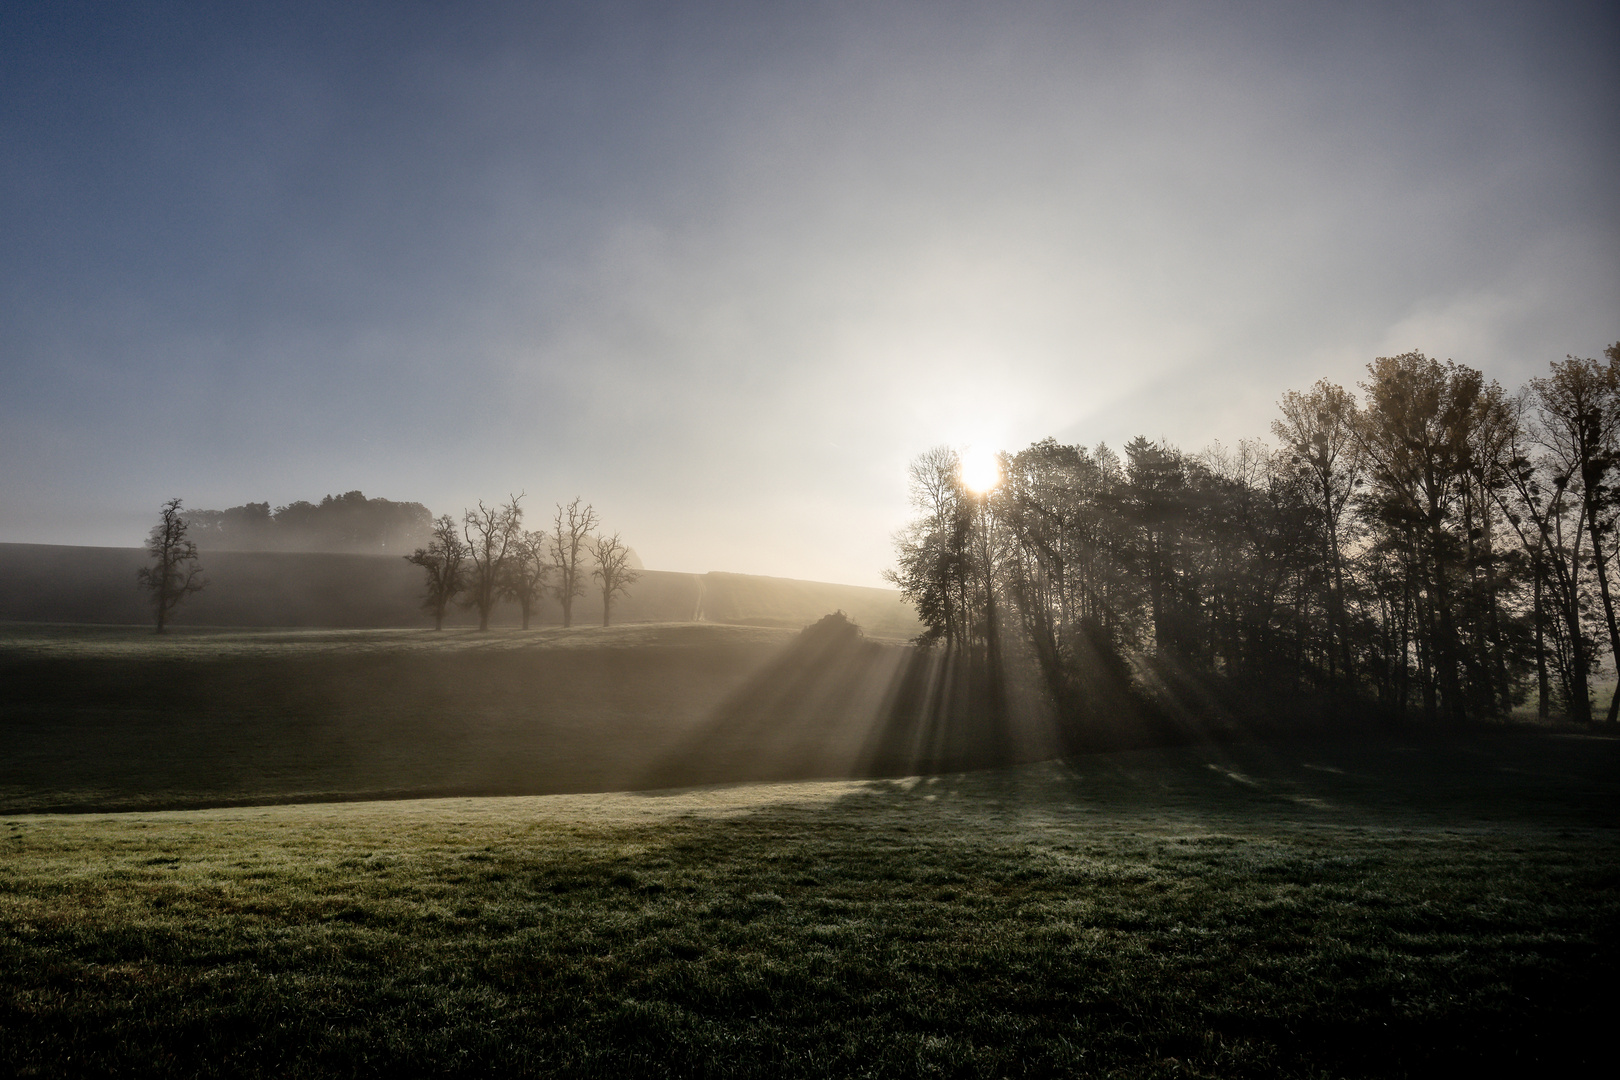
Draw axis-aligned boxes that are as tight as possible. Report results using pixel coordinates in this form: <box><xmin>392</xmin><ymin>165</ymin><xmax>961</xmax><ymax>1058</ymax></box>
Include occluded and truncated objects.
<box><xmin>404</xmin><ymin>514</ymin><xmax>468</xmax><ymax>630</ymax></box>
<box><xmin>591</xmin><ymin>531</ymin><xmax>641</xmax><ymax>626</ymax></box>
<box><xmin>137</xmin><ymin>497</ymin><xmax>205</xmax><ymax>633</ymax></box>
<box><xmin>463</xmin><ymin>494</ymin><xmax>524</xmax><ymax>631</ymax></box>
<box><xmin>549</xmin><ymin>497</ymin><xmax>600</xmax><ymax>628</ymax></box>
<box><xmin>502</xmin><ymin>529</ymin><xmax>550</xmax><ymax>630</ymax></box>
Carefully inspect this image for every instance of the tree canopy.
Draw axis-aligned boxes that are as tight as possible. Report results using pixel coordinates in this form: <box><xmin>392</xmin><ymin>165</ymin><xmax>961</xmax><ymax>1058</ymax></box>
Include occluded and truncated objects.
<box><xmin>891</xmin><ymin>344</ymin><xmax>1620</xmax><ymax>730</ymax></box>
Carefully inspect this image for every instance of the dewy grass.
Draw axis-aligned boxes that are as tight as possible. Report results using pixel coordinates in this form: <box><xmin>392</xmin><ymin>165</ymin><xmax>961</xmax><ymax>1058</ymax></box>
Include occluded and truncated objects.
<box><xmin>2</xmin><ymin>744</ymin><xmax>1615</xmax><ymax>1078</ymax></box>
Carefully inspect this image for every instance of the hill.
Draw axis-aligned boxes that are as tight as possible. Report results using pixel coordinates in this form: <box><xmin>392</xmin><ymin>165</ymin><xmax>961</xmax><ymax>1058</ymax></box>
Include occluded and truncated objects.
<box><xmin>0</xmin><ymin>543</ymin><xmax>920</xmax><ymax>638</ymax></box>
<box><xmin>0</xmin><ymin>621</ymin><xmax>1058</xmax><ymax>813</ymax></box>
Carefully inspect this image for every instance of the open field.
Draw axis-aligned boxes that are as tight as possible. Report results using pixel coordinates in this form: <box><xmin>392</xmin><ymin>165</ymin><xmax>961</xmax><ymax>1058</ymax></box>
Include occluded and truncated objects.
<box><xmin>2</xmin><ymin>732</ymin><xmax>1616</xmax><ymax>1077</ymax></box>
<box><xmin>4</xmin><ymin>621</ymin><xmax>1616</xmax><ymax>1074</ymax></box>
<box><xmin>0</xmin><ymin>622</ymin><xmax>1057</xmax><ymax>814</ymax></box>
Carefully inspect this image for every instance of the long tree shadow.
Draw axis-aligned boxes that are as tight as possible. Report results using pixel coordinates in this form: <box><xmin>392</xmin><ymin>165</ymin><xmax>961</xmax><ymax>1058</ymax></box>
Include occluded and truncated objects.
<box><xmin>641</xmin><ymin>616</ymin><xmax>1063</xmax><ymax>790</ymax></box>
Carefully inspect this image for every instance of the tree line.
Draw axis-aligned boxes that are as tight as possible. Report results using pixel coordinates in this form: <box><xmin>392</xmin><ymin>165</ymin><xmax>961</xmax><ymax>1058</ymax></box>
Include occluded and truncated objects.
<box><xmin>184</xmin><ymin>492</ymin><xmax>433</xmax><ymax>554</ymax></box>
<box><xmin>405</xmin><ymin>495</ymin><xmax>641</xmax><ymax>630</ymax></box>
<box><xmin>137</xmin><ymin>493</ymin><xmax>640</xmax><ymax>632</ymax></box>
<box><xmin>889</xmin><ymin>345</ymin><xmax>1620</xmax><ymax>729</ymax></box>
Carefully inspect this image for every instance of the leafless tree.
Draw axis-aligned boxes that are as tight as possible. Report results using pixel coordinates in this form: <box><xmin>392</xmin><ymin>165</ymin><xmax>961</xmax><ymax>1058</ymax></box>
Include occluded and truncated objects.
<box><xmin>137</xmin><ymin>497</ymin><xmax>205</xmax><ymax>633</ymax></box>
<box><xmin>549</xmin><ymin>497</ymin><xmax>599</xmax><ymax>628</ymax></box>
<box><xmin>463</xmin><ymin>494</ymin><xmax>524</xmax><ymax>631</ymax></box>
<box><xmin>404</xmin><ymin>514</ymin><xmax>468</xmax><ymax>630</ymax></box>
<box><xmin>502</xmin><ymin>529</ymin><xmax>550</xmax><ymax>630</ymax></box>
<box><xmin>591</xmin><ymin>531</ymin><xmax>641</xmax><ymax>627</ymax></box>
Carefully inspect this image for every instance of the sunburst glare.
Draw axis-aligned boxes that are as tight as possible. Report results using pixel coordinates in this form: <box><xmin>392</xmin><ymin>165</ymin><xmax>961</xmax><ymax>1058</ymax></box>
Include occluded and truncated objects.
<box><xmin>959</xmin><ymin>446</ymin><xmax>1002</xmax><ymax>494</ymax></box>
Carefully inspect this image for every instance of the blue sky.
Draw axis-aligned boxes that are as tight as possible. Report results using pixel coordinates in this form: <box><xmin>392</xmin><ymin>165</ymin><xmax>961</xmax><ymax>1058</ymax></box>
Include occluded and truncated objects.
<box><xmin>2</xmin><ymin>1</ymin><xmax>1615</xmax><ymax>585</ymax></box>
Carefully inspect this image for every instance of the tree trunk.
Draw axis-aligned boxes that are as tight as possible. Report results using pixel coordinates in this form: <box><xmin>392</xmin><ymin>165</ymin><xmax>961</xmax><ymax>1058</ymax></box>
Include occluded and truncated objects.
<box><xmin>1427</xmin><ymin>514</ymin><xmax>1466</xmax><ymax>724</ymax></box>
<box><xmin>1581</xmin><ymin>502</ymin><xmax>1620</xmax><ymax>724</ymax></box>
<box><xmin>1534</xmin><ymin>561</ymin><xmax>1549</xmax><ymax>720</ymax></box>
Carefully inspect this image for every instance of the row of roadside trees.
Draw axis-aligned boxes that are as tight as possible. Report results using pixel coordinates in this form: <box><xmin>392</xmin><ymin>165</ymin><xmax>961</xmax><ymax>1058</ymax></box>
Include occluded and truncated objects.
<box><xmin>406</xmin><ymin>495</ymin><xmax>641</xmax><ymax>630</ymax></box>
<box><xmin>889</xmin><ymin>345</ymin><xmax>1620</xmax><ymax>728</ymax></box>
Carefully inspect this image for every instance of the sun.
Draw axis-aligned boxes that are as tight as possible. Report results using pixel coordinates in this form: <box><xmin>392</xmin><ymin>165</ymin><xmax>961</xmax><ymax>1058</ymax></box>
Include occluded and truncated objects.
<box><xmin>959</xmin><ymin>445</ymin><xmax>1002</xmax><ymax>494</ymax></box>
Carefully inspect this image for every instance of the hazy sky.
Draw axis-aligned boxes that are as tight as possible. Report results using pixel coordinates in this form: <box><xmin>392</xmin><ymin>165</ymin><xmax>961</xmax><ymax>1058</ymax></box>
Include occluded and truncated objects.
<box><xmin>3</xmin><ymin>1</ymin><xmax>1616</xmax><ymax>586</ymax></box>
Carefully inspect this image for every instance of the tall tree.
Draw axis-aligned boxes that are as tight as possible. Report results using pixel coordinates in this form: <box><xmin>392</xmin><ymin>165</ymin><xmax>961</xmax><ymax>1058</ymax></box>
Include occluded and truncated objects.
<box><xmin>886</xmin><ymin>447</ymin><xmax>973</xmax><ymax>647</ymax></box>
<box><xmin>137</xmin><ymin>497</ymin><xmax>205</xmax><ymax>633</ymax></box>
<box><xmin>1123</xmin><ymin>437</ymin><xmax>1194</xmax><ymax>659</ymax></box>
<box><xmin>404</xmin><ymin>514</ymin><xmax>468</xmax><ymax>630</ymax></box>
<box><xmin>1531</xmin><ymin>353</ymin><xmax>1620</xmax><ymax>722</ymax></box>
<box><xmin>1273</xmin><ymin>379</ymin><xmax>1363</xmax><ymax>684</ymax></box>
<box><xmin>463</xmin><ymin>494</ymin><xmax>524</xmax><ymax>631</ymax></box>
<box><xmin>591</xmin><ymin>532</ymin><xmax>641</xmax><ymax>627</ymax></box>
<box><xmin>501</xmin><ymin>529</ymin><xmax>550</xmax><ymax>630</ymax></box>
<box><xmin>1489</xmin><ymin>394</ymin><xmax>1592</xmax><ymax>722</ymax></box>
<box><xmin>1355</xmin><ymin>353</ymin><xmax>1482</xmax><ymax>722</ymax></box>
<box><xmin>997</xmin><ymin>439</ymin><xmax>1134</xmax><ymax>714</ymax></box>
<box><xmin>549</xmin><ymin>498</ymin><xmax>600</xmax><ymax>628</ymax></box>
<box><xmin>1458</xmin><ymin>378</ymin><xmax>1524</xmax><ymax>716</ymax></box>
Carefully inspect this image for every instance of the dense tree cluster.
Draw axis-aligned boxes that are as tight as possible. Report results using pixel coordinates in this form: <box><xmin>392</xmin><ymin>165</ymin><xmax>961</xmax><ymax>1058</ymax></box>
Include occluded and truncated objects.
<box><xmin>890</xmin><ymin>346</ymin><xmax>1620</xmax><ymax>727</ymax></box>
<box><xmin>184</xmin><ymin>491</ymin><xmax>432</xmax><ymax>554</ymax></box>
<box><xmin>404</xmin><ymin>496</ymin><xmax>641</xmax><ymax>630</ymax></box>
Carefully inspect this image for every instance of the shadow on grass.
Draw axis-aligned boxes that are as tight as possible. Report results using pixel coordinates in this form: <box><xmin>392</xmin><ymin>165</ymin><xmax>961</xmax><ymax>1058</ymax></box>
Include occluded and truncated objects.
<box><xmin>640</xmin><ymin>617</ymin><xmax>1063</xmax><ymax>789</ymax></box>
<box><xmin>2</xmin><ymin>729</ymin><xmax>1614</xmax><ymax>1078</ymax></box>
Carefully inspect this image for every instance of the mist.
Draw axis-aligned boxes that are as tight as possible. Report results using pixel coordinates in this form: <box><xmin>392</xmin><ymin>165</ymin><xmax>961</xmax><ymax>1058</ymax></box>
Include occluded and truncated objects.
<box><xmin>2</xmin><ymin>1</ymin><xmax>1614</xmax><ymax>586</ymax></box>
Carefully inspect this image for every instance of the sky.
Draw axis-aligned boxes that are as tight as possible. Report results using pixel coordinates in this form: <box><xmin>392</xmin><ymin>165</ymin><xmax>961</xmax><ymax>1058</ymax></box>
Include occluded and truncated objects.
<box><xmin>2</xmin><ymin>1</ymin><xmax>1616</xmax><ymax>587</ymax></box>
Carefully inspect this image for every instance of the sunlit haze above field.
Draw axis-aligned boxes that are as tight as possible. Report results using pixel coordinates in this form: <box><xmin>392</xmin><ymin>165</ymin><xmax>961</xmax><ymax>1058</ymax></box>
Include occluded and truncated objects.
<box><xmin>2</xmin><ymin>1</ymin><xmax>1615</xmax><ymax>586</ymax></box>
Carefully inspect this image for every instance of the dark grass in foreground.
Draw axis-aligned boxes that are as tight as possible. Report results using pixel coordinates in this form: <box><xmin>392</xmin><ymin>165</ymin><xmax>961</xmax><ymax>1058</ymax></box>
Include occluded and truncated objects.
<box><xmin>3</xmin><ymin>734</ymin><xmax>1616</xmax><ymax>1077</ymax></box>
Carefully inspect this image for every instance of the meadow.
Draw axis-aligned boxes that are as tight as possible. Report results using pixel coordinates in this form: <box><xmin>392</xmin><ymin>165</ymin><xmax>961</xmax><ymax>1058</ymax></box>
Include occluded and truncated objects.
<box><xmin>0</xmin><ymin>622</ymin><xmax>1052</xmax><ymax>814</ymax></box>
<box><xmin>2</xmin><ymin>624</ymin><xmax>1616</xmax><ymax>1076</ymax></box>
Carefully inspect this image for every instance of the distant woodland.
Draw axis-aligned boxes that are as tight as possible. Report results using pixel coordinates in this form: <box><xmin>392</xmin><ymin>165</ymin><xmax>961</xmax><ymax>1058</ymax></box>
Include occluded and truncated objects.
<box><xmin>184</xmin><ymin>491</ymin><xmax>432</xmax><ymax>553</ymax></box>
<box><xmin>891</xmin><ymin>346</ymin><xmax>1620</xmax><ymax>729</ymax></box>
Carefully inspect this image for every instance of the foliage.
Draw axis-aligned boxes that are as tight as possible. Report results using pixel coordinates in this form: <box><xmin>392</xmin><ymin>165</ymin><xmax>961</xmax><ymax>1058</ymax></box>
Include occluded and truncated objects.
<box><xmin>185</xmin><ymin>491</ymin><xmax>433</xmax><ymax>553</ymax></box>
<box><xmin>800</xmin><ymin>609</ymin><xmax>861</xmax><ymax>643</ymax></box>
<box><xmin>893</xmin><ymin>344</ymin><xmax>1620</xmax><ymax>727</ymax></box>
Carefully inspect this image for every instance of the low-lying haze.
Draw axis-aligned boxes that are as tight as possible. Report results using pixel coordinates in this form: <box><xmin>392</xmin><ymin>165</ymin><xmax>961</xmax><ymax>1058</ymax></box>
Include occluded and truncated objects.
<box><xmin>2</xmin><ymin>1</ymin><xmax>1615</xmax><ymax>586</ymax></box>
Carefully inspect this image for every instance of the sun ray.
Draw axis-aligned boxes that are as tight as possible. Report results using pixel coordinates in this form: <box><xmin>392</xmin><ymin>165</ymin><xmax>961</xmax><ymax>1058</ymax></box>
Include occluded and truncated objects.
<box><xmin>959</xmin><ymin>446</ymin><xmax>1002</xmax><ymax>494</ymax></box>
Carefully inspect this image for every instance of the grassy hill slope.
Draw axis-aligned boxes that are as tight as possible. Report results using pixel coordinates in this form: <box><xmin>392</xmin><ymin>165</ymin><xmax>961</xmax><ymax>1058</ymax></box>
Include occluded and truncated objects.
<box><xmin>0</xmin><ymin>542</ymin><xmax>920</xmax><ymax>637</ymax></box>
<box><xmin>0</xmin><ymin>622</ymin><xmax>1057</xmax><ymax>814</ymax></box>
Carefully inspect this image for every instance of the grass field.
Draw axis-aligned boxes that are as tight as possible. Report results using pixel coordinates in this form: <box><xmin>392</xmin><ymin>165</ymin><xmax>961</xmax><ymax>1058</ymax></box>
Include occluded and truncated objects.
<box><xmin>4</xmin><ymin>731</ymin><xmax>1616</xmax><ymax>1076</ymax></box>
<box><xmin>0</xmin><ymin>623</ymin><xmax>813</xmax><ymax>814</ymax></box>
<box><xmin>3</xmin><ymin>624</ymin><xmax>1616</xmax><ymax>1075</ymax></box>
<box><xmin>0</xmin><ymin>623</ymin><xmax>1057</xmax><ymax>814</ymax></box>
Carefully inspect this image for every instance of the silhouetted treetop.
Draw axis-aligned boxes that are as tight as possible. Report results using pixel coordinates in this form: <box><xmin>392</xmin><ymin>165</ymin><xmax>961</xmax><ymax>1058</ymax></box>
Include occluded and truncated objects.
<box><xmin>184</xmin><ymin>491</ymin><xmax>432</xmax><ymax>554</ymax></box>
<box><xmin>892</xmin><ymin>340</ymin><xmax>1620</xmax><ymax>730</ymax></box>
